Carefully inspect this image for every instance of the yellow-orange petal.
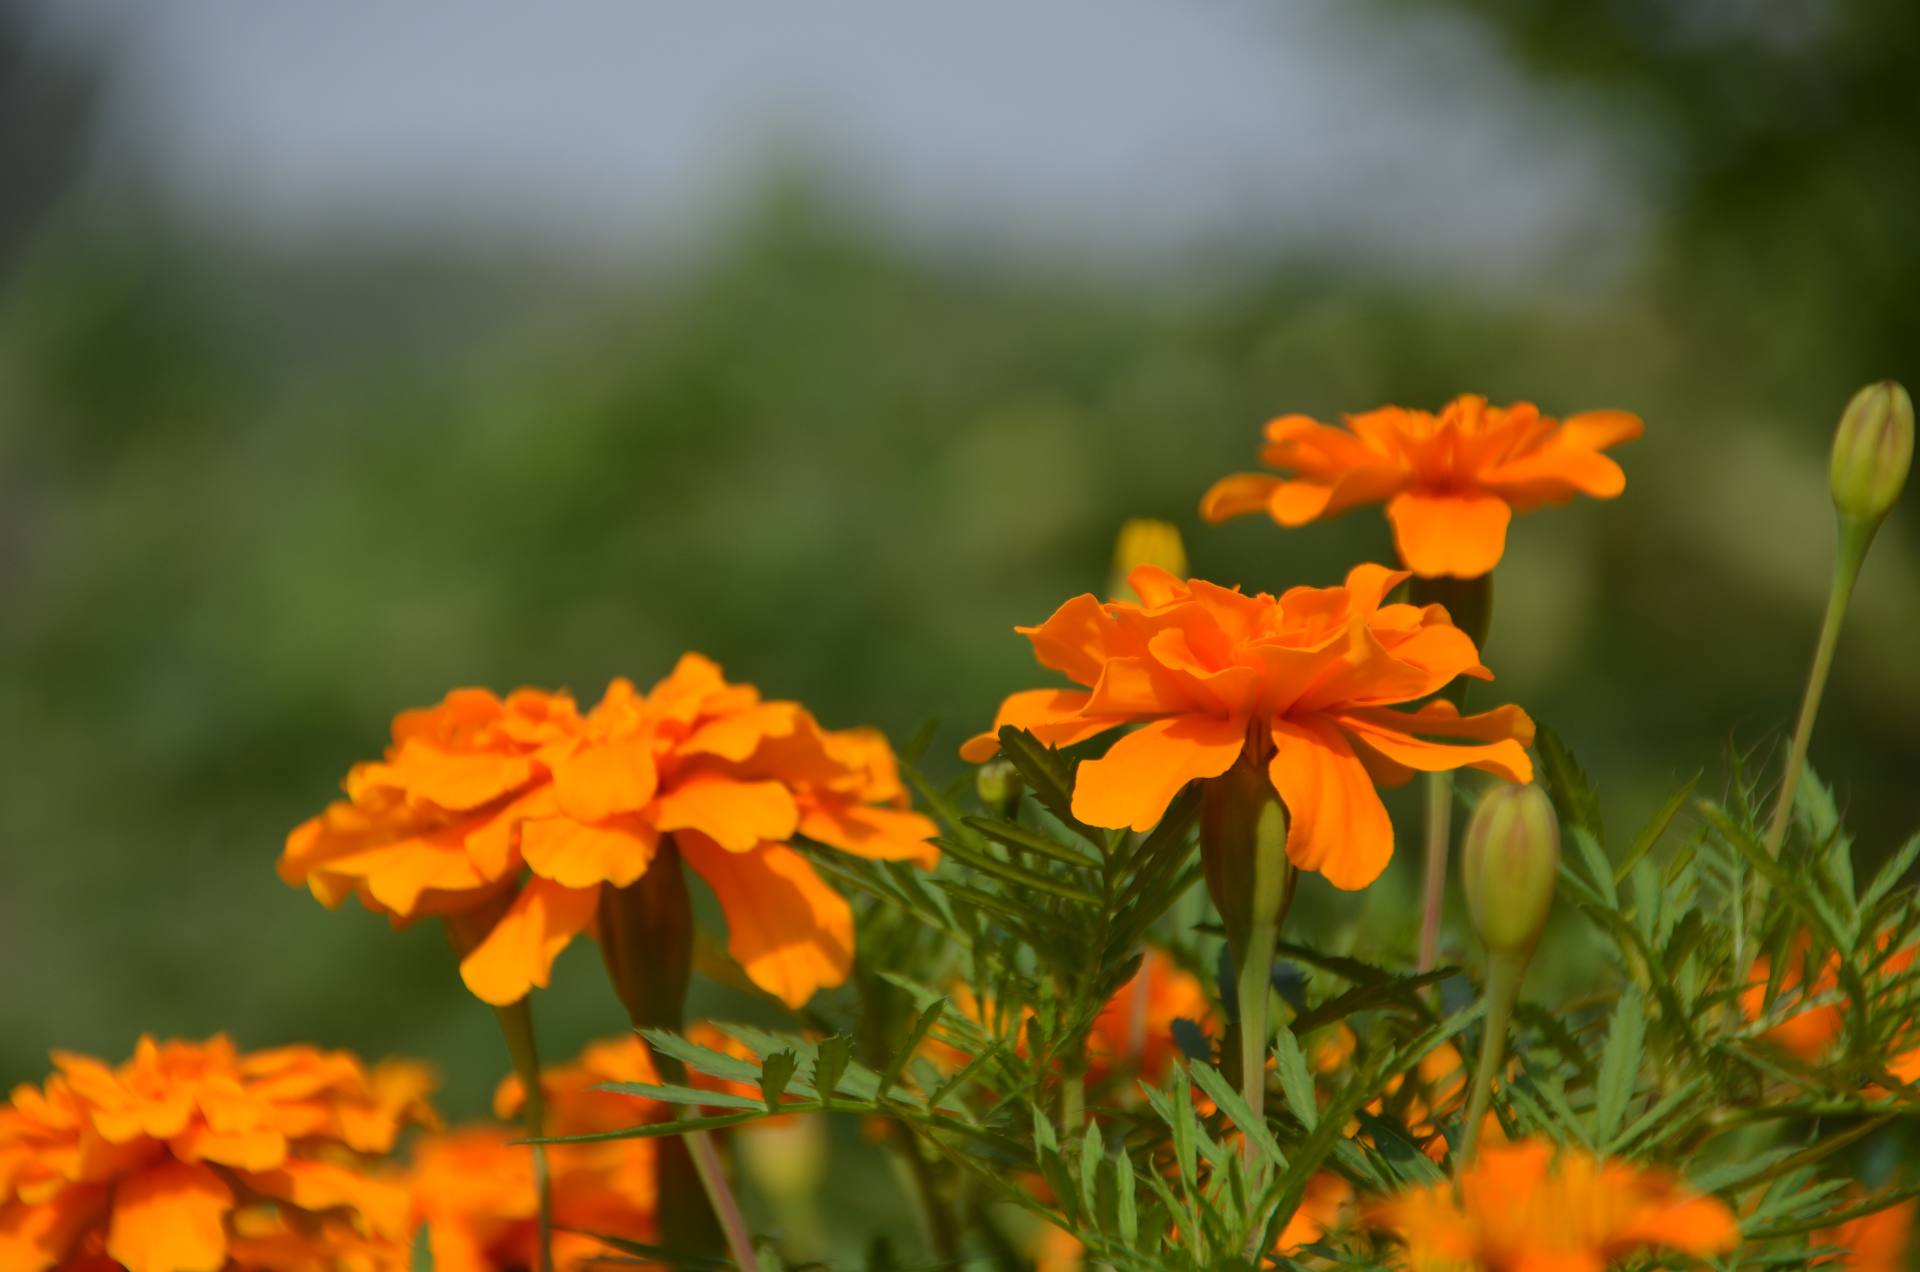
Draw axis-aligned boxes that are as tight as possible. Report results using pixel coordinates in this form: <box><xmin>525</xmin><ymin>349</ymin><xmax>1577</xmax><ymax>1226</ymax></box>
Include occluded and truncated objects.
<box><xmin>958</xmin><ymin>688</ymin><xmax>1126</xmax><ymax>764</ymax></box>
<box><xmin>1269</xmin><ymin>716</ymin><xmax>1394</xmax><ymax>890</ymax></box>
<box><xmin>1199</xmin><ymin>472</ymin><xmax>1283</xmax><ymax>523</ymax></box>
<box><xmin>0</xmin><ymin>1184</ymin><xmax>107</xmax><ymax>1272</ymax></box>
<box><xmin>680</xmin><ymin>838</ymin><xmax>854</xmax><ymax>1008</ymax></box>
<box><xmin>1070</xmin><ymin>713</ymin><xmax>1246</xmax><ymax>833</ymax></box>
<box><xmin>1019</xmin><ymin>594</ymin><xmax>1133</xmax><ymax>686</ymax></box>
<box><xmin>1332</xmin><ymin>704</ymin><xmax>1534</xmax><ymax>785</ymax></box>
<box><xmin>1385</xmin><ymin>491</ymin><xmax>1512</xmax><ymax>579</ymax></box>
<box><xmin>520</xmin><ymin>816</ymin><xmax>660</xmax><ymax>889</ymax></box>
<box><xmin>654</xmin><ymin>774</ymin><xmax>800</xmax><ymax>853</ymax></box>
<box><xmin>105</xmin><ymin>1161</ymin><xmax>233</xmax><ymax>1272</ymax></box>
<box><xmin>383</xmin><ymin>740</ymin><xmax>534</xmax><ymax>813</ymax></box>
<box><xmin>551</xmin><ymin>735</ymin><xmax>659</xmax><ymax>824</ymax></box>
<box><xmin>798</xmin><ymin>802</ymin><xmax>940</xmax><ymax>868</ymax></box>
<box><xmin>458</xmin><ymin>879</ymin><xmax>600</xmax><ymax>1005</ymax></box>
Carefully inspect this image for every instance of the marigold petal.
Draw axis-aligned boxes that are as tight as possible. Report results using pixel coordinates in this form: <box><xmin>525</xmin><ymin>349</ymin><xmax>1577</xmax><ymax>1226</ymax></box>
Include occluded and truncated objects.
<box><xmin>458</xmin><ymin>879</ymin><xmax>600</xmax><ymax>1005</ymax></box>
<box><xmin>551</xmin><ymin>736</ymin><xmax>659</xmax><ymax>824</ymax></box>
<box><xmin>958</xmin><ymin>688</ymin><xmax>1127</xmax><ymax>763</ymax></box>
<box><xmin>798</xmin><ymin>802</ymin><xmax>939</xmax><ymax>868</ymax></box>
<box><xmin>1333</xmin><ymin>702</ymin><xmax>1534</xmax><ymax>784</ymax></box>
<box><xmin>105</xmin><ymin>1161</ymin><xmax>232</xmax><ymax>1272</ymax></box>
<box><xmin>1199</xmin><ymin>472</ymin><xmax>1283</xmax><ymax>523</ymax></box>
<box><xmin>1268</xmin><ymin>717</ymin><xmax>1394</xmax><ymax>890</ymax></box>
<box><xmin>1070</xmin><ymin>713</ymin><xmax>1245</xmax><ymax>833</ymax></box>
<box><xmin>0</xmin><ymin>1184</ymin><xmax>107</xmax><ymax>1272</ymax></box>
<box><xmin>1385</xmin><ymin>491</ymin><xmax>1512</xmax><ymax>578</ymax></box>
<box><xmin>520</xmin><ymin>816</ymin><xmax>659</xmax><ymax>888</ymax></box>
<box><xmin>1018</xmin><ymin>593</ymin><xmax>1137</xmax><ymax>686</ymax></box>
<box><xmin>653</xmin><ymin>774</ymin><xmax>799</xmax><ymax>852</ymax></box>
<box><xmin>385</xmin><ymin>740</ymin><xmax>535</xmax><ymax>813</ymax></box>
<box><xmin>680</xmin><ymin>837</ymin><xmax>853</xmax><ymax>1008</ymax></box>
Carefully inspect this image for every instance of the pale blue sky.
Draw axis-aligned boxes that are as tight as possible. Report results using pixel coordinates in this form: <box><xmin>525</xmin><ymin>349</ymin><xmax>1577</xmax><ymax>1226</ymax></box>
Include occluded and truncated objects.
<box><xmin>30</xmin><ymin>1</ymin><xmax>1648</xmax><ymax>279</ymax></box>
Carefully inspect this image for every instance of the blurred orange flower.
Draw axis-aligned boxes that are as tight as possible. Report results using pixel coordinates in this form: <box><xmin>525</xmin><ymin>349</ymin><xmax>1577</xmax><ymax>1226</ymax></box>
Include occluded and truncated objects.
<box><xmin>1085</xmin><ymin>949</ymin><xmax>1213</xmax><ymax>1088</ymax></box>
<box><xmin>1367</xmin><ymin>1138</ymin><xmax>1737</xmax><ymax>1271</ymax></box>
<box><xmin>414</xmin><ymin>1035</ymin><xmax>663</xmax><ymax>1272</ymax></box>
<box><xmin>1201</xmin><ymin>395</ymin><xmax>1642</xmax><ymax>578</ymax></box>
<box><xmin>1814</xmin><ymin>1197</ymin><xmax>1914</xmax><ymax>1269</ymax></box>
<box><xmin>1740</xmin><ymin>932</ymin><xmax>1918</xmax><ymax>1076</ymax></box>
<box><xmin>1275</xmin><ymin>1171</ymin><xmax>1353</xmax><ymax>1255</ymax></box>
<box><xmin>961</xmin><ymin>564</ymin><xmax>1533</xmax><ymax>888</ymax></box>
<box><xmin>0</xmin><ymin>1036</ymin><xmax>433</xmax><ymax>1272</ymax></box>
<box><xmin>282</xmin><ymin>654</ymin><xmax>938</xmax><ymax>1008</ymax></box>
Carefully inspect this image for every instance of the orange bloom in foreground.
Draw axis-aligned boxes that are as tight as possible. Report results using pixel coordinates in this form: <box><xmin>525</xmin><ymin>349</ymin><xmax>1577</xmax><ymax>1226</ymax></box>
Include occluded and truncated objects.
<box><xmin>414</xmin><ymin>1035</ymin><xmax>663</xmax><ymax>1272</ymax></box>
<box><xmin>1202</xmin><ymin>395</ymin><xmax>1643</xmax><ymax>578</ymax></box>
<box><xmin>1814</xmin><ymin>1197</ymin><xmax>1914</xmax><ymax>1270</ymax></box>
<box><xmin>962</xmin><ymin>565</ymin><xmax>1533</xmax><ymax>888</ymax></box>
<box><xmin>1367</xmin><ymin>1138</ymin><xmax>1737</xmax><ymax>1272</ymax></box>
<box><xmin>282</xmin><ymin>654</ymin><xmax>938</xmax><ymax>1008</ymax></box>
<box><xmin>0</xmin><ymin>1036</ymin><xmax>433</xmax><ymax>1272</ymax></box>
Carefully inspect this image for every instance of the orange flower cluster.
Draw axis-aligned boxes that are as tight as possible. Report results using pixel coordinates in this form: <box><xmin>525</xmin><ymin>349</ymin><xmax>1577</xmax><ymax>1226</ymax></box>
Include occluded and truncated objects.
<box><xmin>962</xmin><ymin>564</ymin><xmax>1534</xmax><ymax>888</ymax></box>
<box><xmin>1084</xmin><ymin>949</ymin><xmax>1213</xmax><ymax>1088</ymax></box>
<box><xmin>412</xmin><ymin>1036</ymin><xmax>663</xmax><ymax>1272</ymax></box>
<box><xmin>1814</xmin><ymin>1197</ymin><xmax>1914</xmax><ymax>1270</ymax></box>
<box><xmin>1202</xmin><ymin>395</ymin><xmax>1643</xmax><ymax>578</ymax></box>
<box><xmin>0</xmin><ymin>1036</ymin><xmax>433</xmax><ymax>1272</ymax></box>
<box><xmin>281</xmin><ymin>654</ymin><xmax>938</xmax><ymax>1008</ymax></box>
<box><xmin>1367</xmin><ymin>1138</ymin><xmax>1737</xmax><ymax>1271</ymax></box>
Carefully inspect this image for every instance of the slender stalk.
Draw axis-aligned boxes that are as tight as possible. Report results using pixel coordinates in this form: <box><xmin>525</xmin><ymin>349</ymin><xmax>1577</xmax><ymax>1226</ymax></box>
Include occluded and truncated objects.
<box><xmin>1763</xmin><ymin>529</ymin><xmax>1867</xmax><ymax>860</ymax></box>
<box><xmin>492</xmin><ymin>1000</ymin><xmax>555</xmax><ymax>1272</ymax></box>
<box><xmin>684</xmin><ymin>1128</ymin><xmax>758</xmax><ymax>1269</ymax></box>
<box><xmin>1060</xmin><ymin>1069</ymin><xmax>1085</xmax><ymax>1135</ymax></box>
<box><xmin>1458</xmin><ymin>955</ymin><xmax>1520</xmax><ymax>1168</ymax></box>
<box><xmin>1418</xmin><ymin>770</ymin><xmax>1454</xmax><ymax>973</ymax></box>
<box><xmin>1236</xmin><ymin>909</ymin><xmax>1279</xmax><ymax>1179</ymax></box>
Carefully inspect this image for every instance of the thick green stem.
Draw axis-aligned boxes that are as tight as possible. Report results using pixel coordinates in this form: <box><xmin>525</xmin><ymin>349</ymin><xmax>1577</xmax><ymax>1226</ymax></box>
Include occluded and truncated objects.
<box><xmin>1764</xmin><ymin>525</ymin><xmax>1868</xmax><ymax>860</ymax></box>
<box><xmin>1458</xmin><ymin>954</ymin><xmax>1521</xmax><ymax>1168</ymax></box>
<box><xmin>1236</xmin><ymin>910</ymin><xmax>1279</xmax><ymax>1180</ymax></box>
<box><xmin>1418</xmin><ymin>770</ymin><xmax>1455</xmax><ymax>973</ymax></box>
<box><xmin>598</xmin><ymin>853</ymin><xmax>758</xmax><ymax>1271</ymax></box>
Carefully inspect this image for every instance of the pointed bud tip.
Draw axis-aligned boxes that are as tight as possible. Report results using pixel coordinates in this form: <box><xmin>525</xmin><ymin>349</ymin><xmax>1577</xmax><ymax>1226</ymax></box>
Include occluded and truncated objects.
<box><xmin>1461</xmin><ymin>782</ymin><xmax>1560</xmax><ymax>960</ymax></box>
<box><xmin>974</xmin><ymin>758</ymin><xmax>1023</xmax><ymax>814</ymax></box>
<box><xmin>1111</xmin><ymin>518</ymin><xmax>1188</xmax><ymax>599</ymax></box>
<box><xmin>1830</xmin><ymin>380</ymin><xmax>1913</xmax><ymax>525</ymax></box>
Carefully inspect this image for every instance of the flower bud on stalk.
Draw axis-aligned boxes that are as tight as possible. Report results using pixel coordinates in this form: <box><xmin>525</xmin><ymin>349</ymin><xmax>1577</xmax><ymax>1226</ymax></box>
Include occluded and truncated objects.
<box><xmin>1830</xmin><ymin>381</ymin><xmax>1913</xmax><ymax>529</ymax></box>
<box><xmin>1457</xmin><ymin>783</ymin><xmax>1558</xmax><ymax>1166</ymax></box>
<box><xmin>1765</xmin><ymin>381</ymin><xmax>1913</xmax><ymax>862</ymax></box>
<box><xmin>1200</xmin><ymin>756</ymin><xmax>1294</xmax><ymax>1186</ymax></box>
<box><xmin>975</xmin><ymin>758</ymin><xmax>1024</xmax><ymax>815</ymax></box>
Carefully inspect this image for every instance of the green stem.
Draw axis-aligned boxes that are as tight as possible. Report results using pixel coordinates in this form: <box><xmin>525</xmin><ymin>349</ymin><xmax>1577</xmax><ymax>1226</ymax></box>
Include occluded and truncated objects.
<box><xmin>1236</xmin><ymin>835</ymin><xmax>1288</xmax><ymax>1185</ymax></box>
<box><xmin>685</xmin><ymin>1128</ymin><xmax>758</xmax><ymax>1271</ymax></box>
<box><xmin>493</xmin><ymin>998</ymin><xmax>555</xmax><ymax>1272</ymax></box>
<box><xmin>1060</xmin><ymin>1069</ymin><xmax>1085</xmax><ymax>1135</ymax></box>
<box><xmin>1763</xmin><ymin>525</ymin><xmax>1868</xmax><ymax>860</ymax></box>
<box><xmin>1418</xmin><ymin>770</ymin><xmax>1455</xmax><ymax>973</ymax></box>
<box><xmin>1458</xmin><ymin>954</ymin><xmax>1521</xmax><ymax>1169</ymax></box>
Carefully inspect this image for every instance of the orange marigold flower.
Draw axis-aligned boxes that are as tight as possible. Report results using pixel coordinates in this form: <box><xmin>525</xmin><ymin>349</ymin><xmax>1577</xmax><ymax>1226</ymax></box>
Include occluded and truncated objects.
<box><xmin>1367</xmin><ymin>1138</ymin><xmax>1738</xmax><ymax>1272</ymax></box>
<box><xmin>415</xmin><ymin>1035</ymin><xmax>664</xmax><ymax>1272</ymax></box>
<box><xmin>961</xmin><ymin>564</ymin><xmax>1534</xmax><ymax>888</ymax></box>
<box><xmin>1275</xmin><ymin>1171</ymin><xmax>1353</xmax><ymax>1255</ymax></box>
<box><xmin>1201</xmin><ymin>395</ymin><xmax>1643</xmax><ymax>579</ymax></box>
<box><xmin>1739</xmin><ymin>932</ymin><xmax>1918</xmax><ymax>1072</ymax></box>
<box><xmin>1815</xmin><ymin>1196</ymin><xmax>1914</xmax><ymax>1269</ymax></box>
<box><xmin>1085</xmin><ymin>949</ymin><xmax>1214</xmax><ymax>1088</ymax></box>
<box><xmin>0</xmin><ymin>1036</ymin><xmax>433</xmax><ymax>1272</ymax></box>
<box><xmin>282</xmin><ymin>654</ymin><xmax>939</xmax><ymax>1008</ymax></box>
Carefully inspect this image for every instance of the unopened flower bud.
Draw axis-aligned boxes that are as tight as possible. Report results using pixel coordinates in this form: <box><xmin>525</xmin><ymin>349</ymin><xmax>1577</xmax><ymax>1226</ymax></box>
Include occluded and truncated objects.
<box><xmin>1200</xmin><ymin>758</ymin><xmax>1293</xmax><ymax>962</ymax></box>
<box><xmin>975</xmin><ymin>758</ymin><xmax>1023</xmax><ymax>814</ymax></box>
<box><xmin>1461</xmin><ymin>783</ymin><xmax>1559</xmax><ymax>960</ymax></box>
<box><xmin>1830</xmin><ymin>381</ymin><xmax>1912</xmax><ymax>527</ymax></box>
<box><xmin>1110</xmin><ymin>517</ymin><xmax>1188</xmax><ymax>601</ymax></box>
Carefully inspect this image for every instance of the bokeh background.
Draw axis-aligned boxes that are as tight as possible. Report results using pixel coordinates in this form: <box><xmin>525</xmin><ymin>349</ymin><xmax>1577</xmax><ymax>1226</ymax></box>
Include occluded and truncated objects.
<box><xmin>3</xmin><ymin>0</ymin><xmax>1917</xmax><ymax>1230</ymax></box>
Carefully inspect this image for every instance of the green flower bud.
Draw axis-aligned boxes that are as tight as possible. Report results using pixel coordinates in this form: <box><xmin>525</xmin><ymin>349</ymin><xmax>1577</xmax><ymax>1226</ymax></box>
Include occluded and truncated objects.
<box><xmin>1461</xmin><ymin>783</ymin><xmax>1559</xmax><ymax>960</ymax></box>
<box><xmin>1200</xmin><ymin>757</ymin><xmax>1294</xmax><ymax>963</ymax></box>
<box><xmin>1830</xmin><ymin>380</ymin><xmax>1912</xmax><ymax>526</ymax></box>
<box><xmin>974</xmin><ymin>758</ymin><xmax>1024</xmax><ymax>814</ymax></box>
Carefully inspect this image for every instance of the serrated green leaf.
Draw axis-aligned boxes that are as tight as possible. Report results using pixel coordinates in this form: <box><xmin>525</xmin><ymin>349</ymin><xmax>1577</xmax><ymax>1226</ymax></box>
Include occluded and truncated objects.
<box><xmin>1289</xmin><ymin>966</ymin><xmax>1453</xmax><ymax>1033</ymax></box>
<box><xmin>595</xmin><ymin>1080</ymin><xmax>766</xmax><ymax>1110</ymax></box>
<box><xmin>1115</xmin><ymin>1150</ymin><xmax>1139</xmax><ymax>1244</ymax></box>
<box><xmin>997</xmin><ymin>726</ymin><xmax>1097</xmax><ymax>842</ymax></box>
<box><xmin>1078</xmin><ymin>1122</ymin><xmax>1103</xmax><ymax>1226</ymax></box>
<box><xmin>638</xmin><ymin>1028</ymin><xmax>762</xmax><ymax>1085</ymax></box>
<box><xmin>877</xmin><ymin>999</ymin><xmax>946</xmax><ymax>1102</ymax></box>
<box><xmin>812</xmin><ymin>1035</ymin><xmax>853</xmax><ymax>1106</ymax></box>
<box><xmin>1031</xmin><ymin>1102</ymin><xmax>1058</xmax><ymax>1154</ymax></box>
<box><xmin>1616</xmin><ymin>772</ymin><xmax>1700</xmax><ymax>883</ymax></box>
<box><xmin>1863</xmin><ymin>833</ymin><xmax>1920</xmax><ymax>915</ymax></box>
<box><xmin>410</xmin><ymin>1223</ymin><xmax>433</xmax><ymax>1272</ymax></box>
<box><xmin>1271</xmin><ymin>1023</ymin><xmax>1318</xmax><ymax>1131</ymax></box>
<box><xmin>759</xmin><ymin>1050</ymin><xmax>797</xmax><ymax>1112</ymax></box>
<box><xmin>961</xmin><ymin>815</ymin><xmax>1101</xmax><ymax>868</ymax></box>
<box><xmin>1536</xmin><ymin>723</ymin><xmax>1604</xmax><ymax>841</ymax></box>
<box><xmin>1172</xmin><ymin>1076</ymin><xmax>1198</xmax><ymax>1189</ymax></box>
<box><xmin>1591</xmin><ymin>990</ymin><xmax>1644</xmax><ymax>1147</ymax></box>
<box><xmin>1574</xmin><ymin>828</ymin><xmax>1617</xmax><ymax>907</ymax></box>
<box><xmin>1183</xmin><ymin>1061</ymin><xmax>1285</xmax><ymax>1169</ymax></box>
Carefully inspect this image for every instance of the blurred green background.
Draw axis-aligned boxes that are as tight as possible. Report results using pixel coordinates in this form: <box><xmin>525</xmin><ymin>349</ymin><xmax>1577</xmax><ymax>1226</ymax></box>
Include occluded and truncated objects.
<box><xmin>2</xmin><ymin>0</ymin><xmax>1915</xmax><ymax>1176</ymax></box>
